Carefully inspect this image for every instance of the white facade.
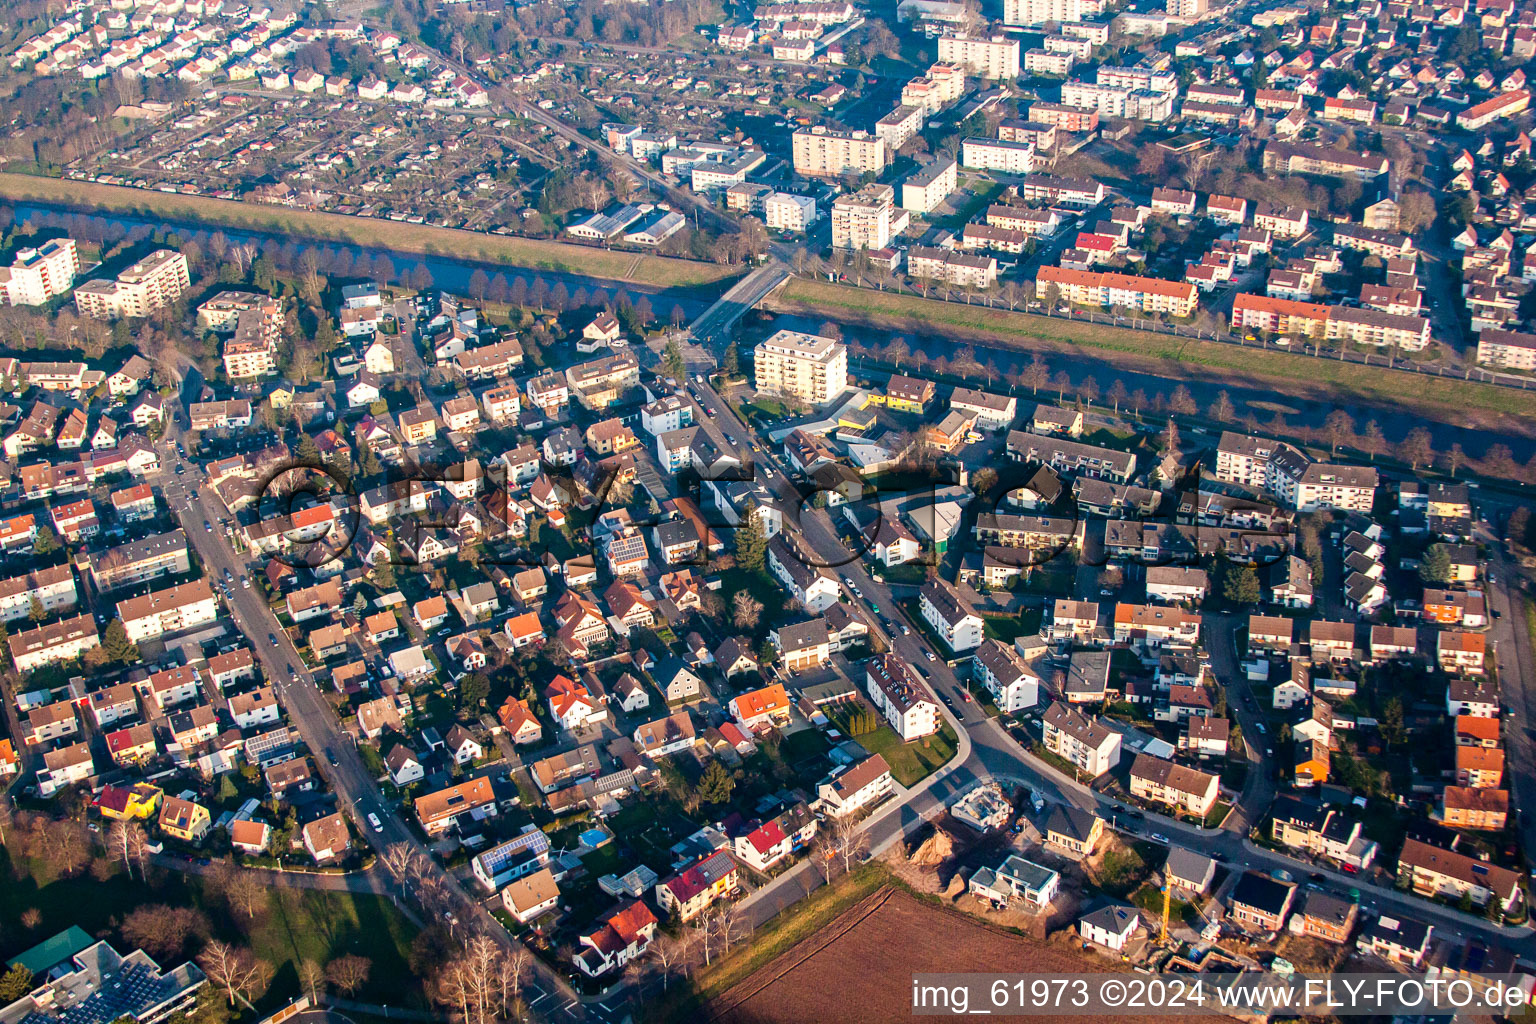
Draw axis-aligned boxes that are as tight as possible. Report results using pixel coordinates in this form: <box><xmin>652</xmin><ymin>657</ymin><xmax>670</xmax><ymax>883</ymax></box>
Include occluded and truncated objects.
<box><xmin>764</xmin><ymin>193</ymin><xmax>818</xmax><ymax>233</ymax></box>
<box><xmin>937</xmin><ymin>34</ymin><xmax>1021</xmax><ymax>78</ymax></box>
<box><xmin>754</xmin><ymin>330</ymin><xmax>848</xmax><ymax>405</ymax></box>
<box><xmin>0</xmin><ymin>238</ymin><xmax>79</xmax><ymax>306</ymax></box>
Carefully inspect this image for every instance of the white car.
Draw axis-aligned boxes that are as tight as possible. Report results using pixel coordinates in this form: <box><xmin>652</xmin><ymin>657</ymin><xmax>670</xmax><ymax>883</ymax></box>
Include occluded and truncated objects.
<box><xmin>924</xmin><ymin>650</ymin><xmax>936</xmax><ymax>662</ymax></box>
<box><xmin>368</xmin><ymin>813</ymin><xmax>383</xmax><ymax>832</ymax></box>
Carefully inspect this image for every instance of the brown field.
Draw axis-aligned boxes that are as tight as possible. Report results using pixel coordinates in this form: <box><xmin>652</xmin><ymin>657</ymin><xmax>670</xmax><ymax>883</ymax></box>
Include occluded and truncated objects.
<box><xmin>708</xmin><ymin>887</ymin><xmax>1220</xmax><ymax>1024</ymax></box>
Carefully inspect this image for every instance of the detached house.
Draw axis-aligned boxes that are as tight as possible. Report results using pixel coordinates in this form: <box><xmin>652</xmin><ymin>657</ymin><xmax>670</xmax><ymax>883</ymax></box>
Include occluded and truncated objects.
<box><xmin>1228</xmin><ymin>871</ymin><xmax>1295</xmax><ymax>934</ymax></box>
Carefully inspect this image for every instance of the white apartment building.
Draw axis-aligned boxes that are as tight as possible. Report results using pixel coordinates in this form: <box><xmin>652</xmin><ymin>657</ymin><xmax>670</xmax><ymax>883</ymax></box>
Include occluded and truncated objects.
<box><xmin>221</xmin><ymin>302</ymin><xmax>281</xmax><ymax>379</ymax></box>
<box><xmin>961</xmin><ymin>137</ymin><xmax>1038</xmax><ymax>173</ymax></box>
<box><xmin>1042</xmin><ymin>701</ymin><xmax>1122</xmax><ymax>776</ymax></box>
<box><xmin>1477</xmin><ymin>328</ymin><xmax>1536</xmax><ymax>370</ymax></box>
<box><xmin>753</xmin><ymin>330</ymin><xmax>848</xmax><ymax>405</ymax></box>
<box><xmin>875</xmin><ymin>104</ymin><xmax>924</xmax><ymax>149</ymax></box>
<box><xmin>1025</xmin><ymin>48</ymin><xmax>1075</xmax><ymax>75</ymax></box>
<box><xmin>764</xmin><ymin>193</ymin><xmax>818</xmax><ymax>233</ymax></box>
<box><xmin>1003</xmin><ymin>0</ymin><xmax>1106</xmax><ymax>24</ymax></box>
<box><xmin>832</xmin><ymin>183</ymin><xmax>908</xmax><ymax>250</ymax></box>
<box><xmin>1097</xmin><ymin>64</ymin><xmax>1179</xmax><ymax>93</ymax></box>
<box><xmin>0</xmin><ymin>238</ymin><xmax>79</xmax><ymax>306</ymax></box>
<box><xmin>937</xmin><ymin>34</ymin><xmax>1021</xmax><ymax>78</ymax></box>
<box><xmin>901</xmin><ymin>62</ymin><xmax>966</xmax><ymax>115</ymax></box>
<box><xmin>116</xmin><ymin>579</ymin><xmax>219</xmax><ymax>643</ymax></box>
<box><xmin>902</xmin><ymin>158</ymin><xmax>958</xmax><ymax>213</ymax></box>
<box><xmin>792</xmin><ymin>126</ymin><xmax>887</xmax><ymax>177</ymax></box>
<box><xmin>74</xmin><ymin>249</ymin><xmax>189</xmax><ymax>320</ymax></box>
<box><xmin>919</xmin><ymin>577</ymin><xmax>983</xmax><ymax>652</ymax></box>
<box><xmin>866</xmin><ymin>653</ymin><xmax>941</xmax><ymax>740</ymax></box>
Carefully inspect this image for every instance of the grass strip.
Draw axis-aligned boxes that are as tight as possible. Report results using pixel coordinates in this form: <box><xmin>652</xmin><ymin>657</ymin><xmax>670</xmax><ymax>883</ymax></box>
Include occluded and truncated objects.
<box><xmin>0</xmin><ymin>172</ymin><xmax>740</xmax><ymax>289</ymax></box>
<box><xmin>771</xmin><ymin>278</ymin><xmax>1536</xmax><ymax>421</ymax></box>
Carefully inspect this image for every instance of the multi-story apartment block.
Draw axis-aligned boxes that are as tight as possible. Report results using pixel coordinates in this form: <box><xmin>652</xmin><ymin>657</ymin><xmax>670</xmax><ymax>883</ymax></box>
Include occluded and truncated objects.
<box><xmin>875</xmin><ymin>104</ymin><xmax>924</xmax><ymax>149</ymax></box>
<box><xmin>74</xmin><ymin>250</ymin><xmax>189</xmax><ymax>319</ymax></box>
<box><xmin>221</xmin><ymin>302</ymin><xmax>281</xmax><ymax>379</ymax></box>
<box><xmin>1234</xmin><ymin>293</ymin><xmax>1429</xmax><ymax>351</ymax></box>
<box><xmin>961</xmin><ymin>137</ymin><xmax>1037</xmax><ymax>173</ymax></box>
<box><xmin>84</xmin><ymin>529</ymin><xmax>191</xmax><ymax>592</ymax></box>
<box><xmin>763</xmin><ymin>192</ymin><xmax>818</xmax><ymax>234</ymax></box>
<box><xmin>792</xmin><ymin>126</ymin><xmax>887</xmax><ymax>178</ymax></box>
<box><xmin>1037</xmin><ymin>266</ymin><xmax>1198</xmax><ymax>317</ymax></box>
<box><xmin>9</xmin><ymin>613</ymin><xmax>99</xmax><ymax>673</ymax></box>
<box><xmin>116</xmin><ymin>579</ymin><xmax>218</xmax><ymax>644</ymax></box>
<box><xmin>901</xmin><ymin>158</ymin><xmax>958</xmax><ymax>213</ymax></box>
<box><xmin>865</xmin><ymin>653</ymin><xmax>941</xmax><ymax>740</ymax></box>
<box><xmin>919</xmin><ymin>577</ymin><xmax>983</xmax><ymax>651</ymax></box>
<box><xmin>906</xmin><ymin>247</ymin><xmax>999</xmax><ymax>288</ymax></box>
<box><xmin>936</xmin><ymin>33</ymin><xmax>1021</xmax><ymax>78</ymax></box>
<box><xmin>1042</xmin><ymin>701</ymin><xmax>1122</xmax><ymax>776</ymax></box>
<box><xmin>1476</xmin><ymin>328</ymin><xmax>1536</xmax><ymax>370</ymax></box>
<box><xmin>753</xmin><ymin>330</ymin><xmax>848</xmax><ymax>405</ymax></box>
<box><xmin>831</xmin><ymin>183</ymin><xmax>906</xmax><ymax>250</ymax></box>
<box><xmin>1128</xmin><ymin>753</ymin><xmax>1219</xmax><ymax>816</ymax></box>
<box><xmin>0</xmin><ymin>564</ymin><xmax>77</xmax><ymax>622</ymax></box>
<box><xmin>0</xmin><ymin>238</ymin><xmax>79</xmax><ymax>306</ymax></box>
<box><xmin>1003</xmin><ymin>0</ymin><xmax>1105</xmax><ymax>24</ymax></box>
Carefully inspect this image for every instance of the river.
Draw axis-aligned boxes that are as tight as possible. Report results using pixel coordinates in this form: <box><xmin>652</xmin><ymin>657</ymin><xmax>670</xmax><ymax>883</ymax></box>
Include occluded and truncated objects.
<box><xmin>761</xmin><ymin>311</ymin><xmax>1536</xmax><ymax>464</ymax></box>
<box><xmin>6</xmin><ymin>201</ymin><xmax>716</xmax><ymax>318</ymax></box>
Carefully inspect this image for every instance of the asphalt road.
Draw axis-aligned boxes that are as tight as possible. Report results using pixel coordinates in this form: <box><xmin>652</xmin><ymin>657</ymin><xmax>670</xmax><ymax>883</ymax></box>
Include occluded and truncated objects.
<box><xmin>688</xmin><ymin>369</ymin><xmax>1536</xmax><ymax>952</ymax></box>
<box><xmin>153</xmin><ymin>418</ymin><xmax>593</xmax><ymax>1020</ymax></box>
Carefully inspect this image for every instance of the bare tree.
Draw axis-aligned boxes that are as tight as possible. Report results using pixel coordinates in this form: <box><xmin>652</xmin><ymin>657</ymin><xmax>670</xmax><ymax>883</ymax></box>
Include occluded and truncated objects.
<box><xmin>126</xmin><ymin>825</ymin><xmax>150</xmax><ymax>879</ymax></box>
<box><xmin>811</xmin><ymin>833</ymin><xmax>838</xmax><ymax>883</ymax></box>
<box><xmin>433</xmin><ymin>935</ymin><xmax>518</xmax><ymax>1024</ymax></box>
<box><xmin>650</xmin><ymin>935</ymin><xmax>689</xmax><ymax>992</ymax></box>
<box><xmin>1021</xmin><ymin>356</ymin><xmax>1049</xmax><ymax>395</ymax></box>
<box><xmin>1402</xmin><ymin>427</ymin><xmax>1434</xmax><ymax>470</ymax></box>
<box><xmin>212</xmin><ymin>862</ymin><xmax>268</xmax><ymax>919</ymax></box>
<box><xmin>716</xmin><ymin>904</ymin><xmax>746</xmax><ymax>956</ymax></box>
<box><xmin>299</xmin><ymin>960</ymin><xmax>326</xmax><ymax>1004</ymax></box>
<box><xmin>507</xmin><ymin>947</ymin><xmax>531</xmax><ymax>1011</ymax></box>
<box><xmin>833</xmin><ymin>814</ymin><xmax>870</xmax><ymax>873</ymax></box>
<box><xmin>732</xmin><ymin>591</ymin><xmax>763</xmax><ymax>630</ymax></box>
<box><xmin>1322</xmin><ymin>409</ymin><xmax>1355</xmax><ymax>454</ymax></box>
<box><xmin>109</xmin><ymin>820</ymin><xmax>136</xmax><ymax>879</ymax></box>
<box><xmin>325</xmin><ymin>955</ymin><xmax>371</xmax><ymax>996</ymax></box>
<box><xmin>199</xmin><ymin>941</ymin><xmax>272</xmax><ymax>1009</ymax></box>
<box><xmin>381</xmin><ymin>842</ymin><xmax>425</xmax><ymax>895</ymax></box>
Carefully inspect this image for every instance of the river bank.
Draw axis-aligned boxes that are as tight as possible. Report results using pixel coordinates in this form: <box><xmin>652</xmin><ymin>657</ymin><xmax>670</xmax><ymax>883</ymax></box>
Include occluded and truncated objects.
<box><xmin>766</xmin><ymin>278</ymin><xmax>1536</xmax><ymax>430</ymax></box>
<box><xmin>0</xmin><ymin>172</ymin><xmax>739</xmax><ymax>290</ymax></box>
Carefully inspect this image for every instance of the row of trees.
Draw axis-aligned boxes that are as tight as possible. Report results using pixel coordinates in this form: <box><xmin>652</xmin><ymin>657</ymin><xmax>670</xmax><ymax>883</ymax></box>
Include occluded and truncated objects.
<box><xmin>854</xmin><ymin>332</ymin><xmax>1531</xmax><ymax>485</ymax></box>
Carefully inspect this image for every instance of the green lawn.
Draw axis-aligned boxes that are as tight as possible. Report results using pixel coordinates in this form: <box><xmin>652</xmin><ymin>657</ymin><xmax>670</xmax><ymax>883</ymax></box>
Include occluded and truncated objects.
<box><xmin>881</xmin><ymin>562</ymin><xmax>929</xmax><ymax>585</ymax></box>
<box><xmin>982</xmin><ymin>608</ymin><xmax>1043</xmax><ymax>643</ymax></box>
<box><xmin>1203</xmin><ymin>801</ymin><xmax>1233</xmax><ymax>829</ymax></box>
<box><xmin>772</xmin><ymin>278</ymin><xmax>1536</xmax><ymax>420</ymax></box>
<box><xmin>0</xmin><ymin>848</ymin><xmax>424</xmax><ymax>1010</ymax></box>
<box><xmin>858</xmin><ymin>722</ymin><xmax>960</xmax><ymax>786</ymax></box>
<box><xmin>0</xmin><ymin>172</ymin><xmax>738</xmax><ymax>288</ymax></box>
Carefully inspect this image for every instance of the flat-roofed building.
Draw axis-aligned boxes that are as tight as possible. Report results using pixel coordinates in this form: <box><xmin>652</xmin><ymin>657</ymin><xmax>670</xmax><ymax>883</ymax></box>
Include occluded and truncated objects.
<box><xmin>937</xmin><ymin>33</ymin><xmax>1021</xmax><ymax>77</ymax></box>
<box><xmin>754</xmin><ymin>330</ymin><xmax>848</xmax><ymax>405</ymax></box>
<box><xmin>832</xmin><ymin>183</ymin><xmax>904</xmax><ymax>251</ymax></box>
<box><xmin>0</xmin><ymin>238</ymin><xmax>80</xmax><ymax>306</ymax></box>
<box><xmin>74</xmin><ymin>250</ymin><xmax>190</xmax><ymax>320</ymax></box>
<box><xmin>792</xmin><ymin>126</ymin><xmax>887</xmax><ymax>178</ymax></box>
<box><xmin>901</xmin><ymin>158</ymin><xmax>958</xmax><ymax>213</ymax></box>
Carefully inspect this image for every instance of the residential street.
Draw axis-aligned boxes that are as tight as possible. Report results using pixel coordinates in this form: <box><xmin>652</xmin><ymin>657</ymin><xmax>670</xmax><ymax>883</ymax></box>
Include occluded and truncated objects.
<box><xmin>689</xmin><ymin>373</ymin><xmax>1536</xmax><ymax>953</ymax></box>
<box><xmin>152</xmin><ymin>417</ymin><xmax>595</xmax><ymax>1022</ymax></box>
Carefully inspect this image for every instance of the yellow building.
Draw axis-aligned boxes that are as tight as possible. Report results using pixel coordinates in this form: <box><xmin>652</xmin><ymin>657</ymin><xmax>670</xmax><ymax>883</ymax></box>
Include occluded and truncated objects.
<box><xmin>96</xmin><ymin>782</ymin><xmax>162</xmax><ymax>821</ymax></box>
<box><xmin>158</xmin><ymin>796</ymin><xmax>212</xmax><ymax>843</ymax></box>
